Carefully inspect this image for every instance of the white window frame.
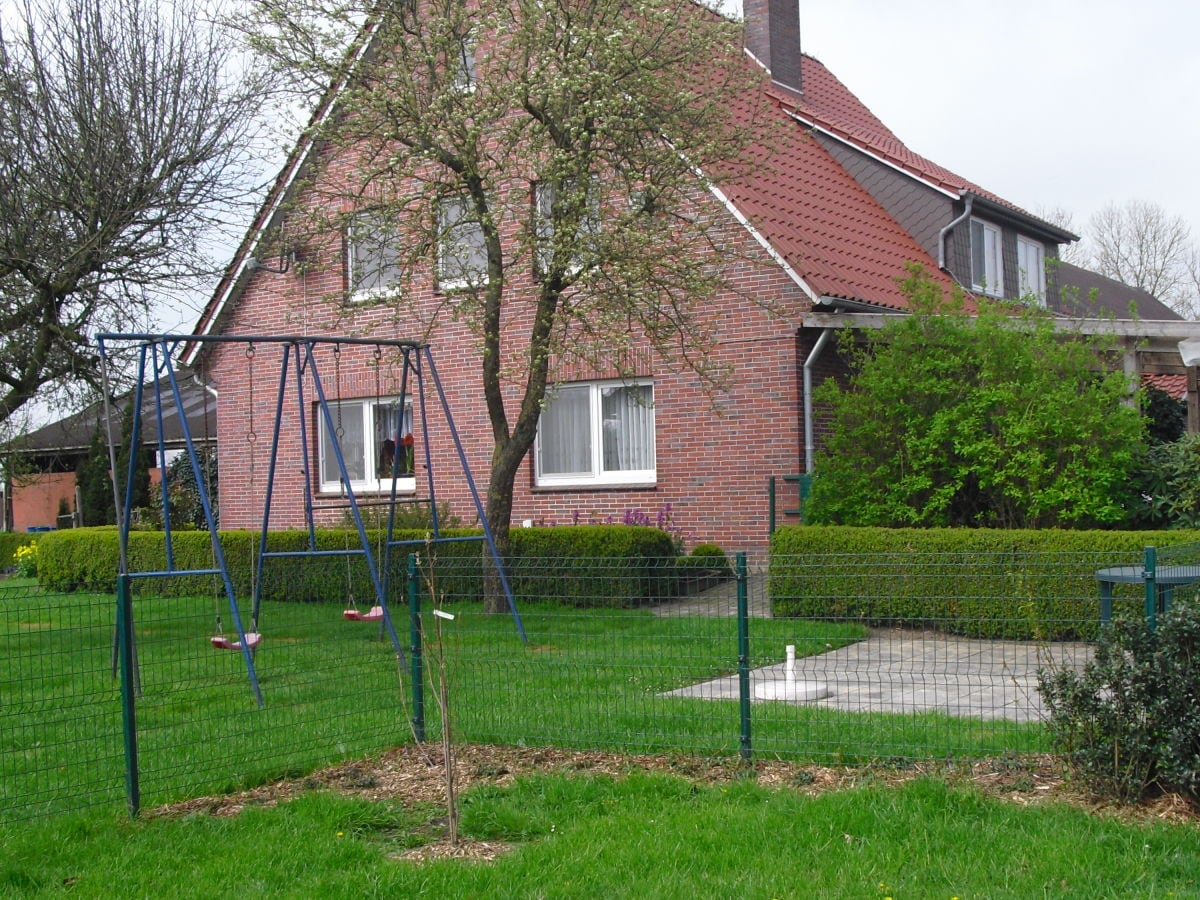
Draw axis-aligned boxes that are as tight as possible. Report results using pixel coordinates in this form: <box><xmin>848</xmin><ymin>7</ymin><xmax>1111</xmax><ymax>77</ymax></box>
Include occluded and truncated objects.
<box><xmin>970</xmin><ymin>218</ymin><xmax>1004</xmax><ymax>297</ymax></box>
<box><xmin>534</xmin><ymin>379</ymin><xmax>656</xmax><ymax>488</ymax></box>
<box><xmin>1016</xmin><ymin>236</ymin><xmax>1046</xmax><ymax>305</ymax></box>
<box><xmin>346</xmin><ymin>211</ymin><xmax>402</xmax><ymax>301</ymax></box>
<box><xmin>318</xmin><ymin>397</ymin><xmax>415</xmax><ymax>494</ymax></box>
<box><xmin>437</xmin><ymin>196</ymin><xmax>487</xmax><ymax>291</ymax></box>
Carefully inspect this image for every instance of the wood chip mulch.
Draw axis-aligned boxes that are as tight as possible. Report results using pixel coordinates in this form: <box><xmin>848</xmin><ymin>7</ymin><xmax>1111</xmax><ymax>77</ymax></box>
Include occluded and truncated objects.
<box><xmin>149</xmin><ymin>744</ymin><xmax>1199</xmax><ymax>863</ymax></box>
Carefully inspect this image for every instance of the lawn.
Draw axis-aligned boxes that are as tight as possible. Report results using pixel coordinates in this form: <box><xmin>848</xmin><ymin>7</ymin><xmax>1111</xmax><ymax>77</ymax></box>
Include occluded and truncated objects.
<box><xmin>3</xmin><ymin>580</ymin><xmax>1050</xmax><ymax>821</ymax></box>
<box><xmin>4</xmin><ymin>757</ymin><xmax>1199</xmax><ymax>898</ymax></box>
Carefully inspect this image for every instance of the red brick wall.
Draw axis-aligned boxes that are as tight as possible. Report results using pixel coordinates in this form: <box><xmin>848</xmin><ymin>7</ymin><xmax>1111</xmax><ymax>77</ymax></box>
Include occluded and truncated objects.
<box><xmin>207</xmin><ymin>154</ymin><xmax>815</xmax><ymax>552</ymax></box>
<box><xmin>11</xmin><ymin>472</ymin><xmax>76</xmax><ymax>532</ymax></box>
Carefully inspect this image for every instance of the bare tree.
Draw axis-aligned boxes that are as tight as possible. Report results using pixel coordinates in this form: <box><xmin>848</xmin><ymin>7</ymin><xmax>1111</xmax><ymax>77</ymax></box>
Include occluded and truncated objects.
<box><xmin>250</xmin><ymin>0</ymin><xmax>767</xmax><ymax>607</ymax></box>
<box><xmin>1087</xmin><ymin>200</ymin><xmax>1198</xmax><ymax>317</ymax></box>
<box><xmin>0</xmin><ymin>0</ymin><xmax>270</xmax><ymax>431</ymax></box>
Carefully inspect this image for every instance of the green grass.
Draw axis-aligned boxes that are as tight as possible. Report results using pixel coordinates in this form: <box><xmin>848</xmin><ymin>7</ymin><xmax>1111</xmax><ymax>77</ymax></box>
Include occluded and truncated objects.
<box><xmin>4</xmin><ymin>772</ymin><xmax>1199</xmax><ymax>897</ymax></box>
<box><xmin>3</xmin><ymin>582</ymin><xmax>1050</xmax><ymax>821</ymax></box>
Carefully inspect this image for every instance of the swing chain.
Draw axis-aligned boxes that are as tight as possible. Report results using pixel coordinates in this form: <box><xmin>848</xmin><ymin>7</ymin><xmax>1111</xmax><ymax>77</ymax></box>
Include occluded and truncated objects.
<box><xmin>333</xmin><ymin>343</ymin><xmax>344</xmax><ymax>439</ymax></box>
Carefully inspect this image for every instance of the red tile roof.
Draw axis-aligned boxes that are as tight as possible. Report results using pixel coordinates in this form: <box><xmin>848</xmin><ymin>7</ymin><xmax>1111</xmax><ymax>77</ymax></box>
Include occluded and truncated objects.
<box><xmin>1145</xmin><ymin>373</ymin><xmax>1188</xmax><ymax>400</ymax></box>
<box><xmin>721</xmin><ymin>60</ymin><xmax>963</xmax><ymax>311</ymax></box>
<box><xmin>786</xmin><ymin>55</ymin><xmax>1020</xmax><ymax>214</ymax></box>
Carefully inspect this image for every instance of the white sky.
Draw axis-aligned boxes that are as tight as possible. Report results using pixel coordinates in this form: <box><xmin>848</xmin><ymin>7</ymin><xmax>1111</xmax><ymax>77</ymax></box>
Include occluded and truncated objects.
<box><xmin>158</xmin><ymin>0</ymin><xmax>1200</xmax><ymax>336</ymax></box>
<box><xmin>791</xmin><ymin>0</ymin><xmax>1200</xmax><ymax>249</ymax></box>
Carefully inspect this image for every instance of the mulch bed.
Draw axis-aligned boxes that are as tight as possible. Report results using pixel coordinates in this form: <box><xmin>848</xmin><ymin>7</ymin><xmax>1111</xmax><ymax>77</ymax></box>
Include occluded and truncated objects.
<box><xmin>151</xmin><ymin>744</ymin><xmax>1199</xmax><ymax>863</ymax></box>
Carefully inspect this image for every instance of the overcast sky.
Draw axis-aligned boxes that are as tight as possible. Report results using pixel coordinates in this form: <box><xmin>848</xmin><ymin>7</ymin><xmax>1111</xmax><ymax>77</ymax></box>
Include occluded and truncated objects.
<box><xmin>791</xmin><ymin>0</ymin><xmax>1200</xmax><ymax>249</ymax></box>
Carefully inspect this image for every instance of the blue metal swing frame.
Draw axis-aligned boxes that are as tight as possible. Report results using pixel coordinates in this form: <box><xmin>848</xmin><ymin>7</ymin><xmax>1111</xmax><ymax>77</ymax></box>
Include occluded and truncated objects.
<box><xmin>98</xmin><ymin>333</ymin><xmax>525</xmax><ymax>709</ymax></box>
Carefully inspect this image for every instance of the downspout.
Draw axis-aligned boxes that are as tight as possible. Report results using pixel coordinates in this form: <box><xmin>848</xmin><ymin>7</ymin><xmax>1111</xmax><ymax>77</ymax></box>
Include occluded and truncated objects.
<box><xmin>938</xmin><ymin>193</ymin><xmax>974</xmax><ymax>271</ymax></box>
<box><xmin>802</xmin><ymin>327</ymin><xmax>833</xmax><ymax>474</ymax></box>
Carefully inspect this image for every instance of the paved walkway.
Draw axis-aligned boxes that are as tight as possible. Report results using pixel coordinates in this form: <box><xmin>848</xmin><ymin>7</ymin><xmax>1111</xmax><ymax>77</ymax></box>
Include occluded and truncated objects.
<box><xmin>655</xmin><ymin>571</ymin><xmax>1093</xmax><ymax>723</ymax></box>
<box><xmin>666</xmin><ymin>630</ymin><xmax>1091</xmax><ymax>722</ymax></box>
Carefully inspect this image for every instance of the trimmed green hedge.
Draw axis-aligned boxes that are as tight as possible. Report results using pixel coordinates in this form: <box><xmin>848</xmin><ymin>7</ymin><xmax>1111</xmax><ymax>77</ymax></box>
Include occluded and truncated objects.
<box><xmin>36</xmin><ymin>524</ymin><xmax>680</xmax><ymax>608</ymax></box>
<box><xmin>769</xmin><ymin>526</ymin><xmax>1200</xmax><ymax>641</ymax></box>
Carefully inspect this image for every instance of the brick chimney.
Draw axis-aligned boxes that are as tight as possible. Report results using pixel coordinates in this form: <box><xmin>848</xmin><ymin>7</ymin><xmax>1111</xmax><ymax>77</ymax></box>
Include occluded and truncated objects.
<box><xmin>743</xmin><ymin>0</ymin><xmax>802</xmax><ymax>95</ymax></box>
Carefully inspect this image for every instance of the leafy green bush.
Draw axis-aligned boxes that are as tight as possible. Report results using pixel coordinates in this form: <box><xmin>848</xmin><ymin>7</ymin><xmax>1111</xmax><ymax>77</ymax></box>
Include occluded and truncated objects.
<box><xmin>1134</xmin><ymin>434</ymin><xmax>1200</xmax><ymax>529</ymax></box>
<box><xmin>768</xmin><ymin>526</ymin><xmax>1200</xmax><ymax>641</ymax></box>
<box><xmin>682</xmin><ymin>543</ymin><xmax>732</xmax><ymax>576</ymax></box>
<box><xmin>1038</xmin><ymin>603</ymin><xmax>1200</xmax><ymax>803</ymax></box>
<box><xmin>807</xmin><ymin>267</ymin><xmax>1146</xmax><ymax>529</ymax></box>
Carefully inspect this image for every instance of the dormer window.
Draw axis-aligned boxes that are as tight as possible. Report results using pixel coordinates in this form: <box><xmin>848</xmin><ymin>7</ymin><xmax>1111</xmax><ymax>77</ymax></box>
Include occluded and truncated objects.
<box><xmin>1016</xmin><ymin>237</ymin><xmax>1046</xmax><ymax>306</ymax></box>
<box><xmin>970</xmin><ymin>219</ymin><xmax>1003</xmax><ymax>297</ymax></box>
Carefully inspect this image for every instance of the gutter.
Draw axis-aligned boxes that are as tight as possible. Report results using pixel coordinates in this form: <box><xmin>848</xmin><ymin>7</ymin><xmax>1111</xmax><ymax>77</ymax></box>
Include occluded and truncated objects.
<box><xmin>802</xmin><ymin>327</ymin><xmax>833</xmax><ymax>475</ymax></box>
<box><xmin>938</xmin><ymin>193</ymin><xmax>973</xmax><ymax>271</ymax></box>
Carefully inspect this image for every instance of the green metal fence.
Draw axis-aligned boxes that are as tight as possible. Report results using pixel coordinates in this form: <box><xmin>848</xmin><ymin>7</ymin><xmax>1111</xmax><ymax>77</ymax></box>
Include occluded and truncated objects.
<box><xmin>4</xmin><ymin>545</ymin><xmax>1189</xmax><ymax>822</ymax></box>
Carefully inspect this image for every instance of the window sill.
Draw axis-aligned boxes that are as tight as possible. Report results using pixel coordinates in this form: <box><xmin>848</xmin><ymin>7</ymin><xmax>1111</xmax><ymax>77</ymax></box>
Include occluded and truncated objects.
<box><xmin>346</xmin><ymin>286</ymin><xmax>401</xmax><ymax>305</ymax></box>
<box><xmin>318</xmin><ymin>478</ymin><xmax>418</xmax><ymax>496</ymax></box>
<box><xmin>533</xmin><ymin>478</ymin><xmax>657</xmax><ymax>492</ymax></box>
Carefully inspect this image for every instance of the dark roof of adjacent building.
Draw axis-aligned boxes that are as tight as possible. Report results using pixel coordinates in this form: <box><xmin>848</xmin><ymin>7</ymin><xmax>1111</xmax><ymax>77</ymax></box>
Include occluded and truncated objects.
<box><xmin>1053</xmin><ymin>261</ymin><xmax>1181</xmax><ymax>321</ymax></box>
<box><xmin>11</xmin><ymin>374</ymin><xmax>215</xmax><ymax>460</ymax></box>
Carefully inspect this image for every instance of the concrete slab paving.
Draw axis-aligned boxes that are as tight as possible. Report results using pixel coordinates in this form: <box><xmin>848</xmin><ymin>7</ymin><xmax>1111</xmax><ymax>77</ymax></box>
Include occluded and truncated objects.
<box><xmin>666</xmin><ymin>630</ymin><xmax>1093</xmax><ymax>723</ymax></box>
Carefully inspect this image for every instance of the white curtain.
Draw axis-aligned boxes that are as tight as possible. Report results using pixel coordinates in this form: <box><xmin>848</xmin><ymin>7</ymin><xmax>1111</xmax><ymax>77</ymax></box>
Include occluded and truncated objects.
<box><xmin>323</xmin><ymin>401</ymin><xmax>366</xmax><ymax>484</ymax></box>
<box><xmin>540</xmin><ymin>386</ymin><xmax>591</xmax><ymax>475</ymax></box>
<box><xmin>601</xmin><ymin>384</ymin><xmax>654</xmax><ymax>472</ymax></box>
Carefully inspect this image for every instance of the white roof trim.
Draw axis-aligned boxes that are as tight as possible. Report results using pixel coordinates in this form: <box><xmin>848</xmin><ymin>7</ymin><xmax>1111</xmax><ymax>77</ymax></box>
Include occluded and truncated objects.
<box><xmin>788</xmin><ymin>111</ymin><xmax>959</xmax><ymax>202</ymax></box>
<box><xmin>706</xmin><ymin>180</ymin><xmax>820</xmax><ymax>303</ymax></box>
<box><xmin>183</xmin><ymin>26</ymin><xmax>380</xmax><ymax>367</ymax></box>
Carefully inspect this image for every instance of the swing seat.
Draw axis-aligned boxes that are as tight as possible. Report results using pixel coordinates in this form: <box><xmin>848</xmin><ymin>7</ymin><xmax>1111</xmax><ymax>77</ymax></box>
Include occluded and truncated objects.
<box><xmin>211</xmin><ymin>632</ymin><xmax>262</xmax><ymax>651</ymax></box>
<box><xmin>343</xmin><ymin>605</ymin><xmax>385</xmax><ymax>622</ymax></box>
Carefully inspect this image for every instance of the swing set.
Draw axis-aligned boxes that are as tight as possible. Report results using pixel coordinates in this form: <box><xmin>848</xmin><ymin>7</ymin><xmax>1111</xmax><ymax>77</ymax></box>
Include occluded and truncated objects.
<box><xmin>98</xmin><ymin>332</ymin><xmax>525</xmax><ymax>708</ymax></box>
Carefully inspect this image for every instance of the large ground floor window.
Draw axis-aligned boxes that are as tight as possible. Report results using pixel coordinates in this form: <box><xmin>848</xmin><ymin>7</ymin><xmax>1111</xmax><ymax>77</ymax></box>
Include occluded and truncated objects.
<box><xmin>319</xmin><ymin>398</ymin><xmax>414</xmax><ymax>494</ymax></box>
<box><xmin>535</xmin><ymin>379</ymin><xmax>655</xmax><ymax>487</ymax></box>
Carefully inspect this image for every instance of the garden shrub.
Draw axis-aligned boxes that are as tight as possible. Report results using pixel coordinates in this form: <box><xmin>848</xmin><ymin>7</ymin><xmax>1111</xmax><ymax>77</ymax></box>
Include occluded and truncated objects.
<box><xmin>769</xmin><ymin>526</ymin><xmax>1200</xmax><ymax>641</ymax></box>
<box><xmin>1038</xmin><ymin>603</ymin><xmax>1200</xmax><ymax>803</ymax></box>
<box><xmin>36</xmin><ymin>523</ymin><xmax>679</xmax><ymax>607</ymax></box>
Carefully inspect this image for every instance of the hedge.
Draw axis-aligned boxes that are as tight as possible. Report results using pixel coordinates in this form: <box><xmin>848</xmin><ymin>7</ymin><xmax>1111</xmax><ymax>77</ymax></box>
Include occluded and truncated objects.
<box><xmin>768</xmin><ymin>526</ymin><xmax>1200</xmax><ymax>641</ymax></box>
<box><xmin>36</xmin><ymin>524</ymin><xmax>681</xmax><ymax>608</ymax></box>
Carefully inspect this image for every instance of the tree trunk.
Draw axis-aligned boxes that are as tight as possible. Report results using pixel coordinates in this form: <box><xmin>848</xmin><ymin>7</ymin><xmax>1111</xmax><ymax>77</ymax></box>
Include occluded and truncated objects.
<box><xmin>482</xmin><ymin>443</ymin><xmax>521</xmax><ymax>614</ymax></box>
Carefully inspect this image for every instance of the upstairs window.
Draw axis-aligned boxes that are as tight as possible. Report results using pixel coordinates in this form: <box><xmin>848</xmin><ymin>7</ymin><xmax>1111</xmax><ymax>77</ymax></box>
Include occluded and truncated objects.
<box><xmin>346</xmin><ymin>212</ymin><xmax>401</xmax><ymax>299</ymax></box>
<box><xmin>970</xmin><ymin>219</ymin><xmax>1004</xmax><ymax>297</ymax></box>
<box><xmin>1016</xmin><ymin>237</ymin><xmax>1046</xmax><ymax>305</ymax></box>
<box><xmin>452</xmin><ymin>37</ymin><xmax>476</xmax><ymax>92</ymax></box>
<box><xmin>535</xmin><ymin>380</ymin><xmax>656</xmax><ymax>487</ymax></box>
<box><xmin>437</xmin><ymin>196</ymin><xmax>487</xmax><ymax>290</ymax></box>
<box><xmin>534</xmin><ymin>179</ymin><xmax>600</xmax><ymax>276</ymax></box>
<box><xmin>319</xmin><ymin>398</ymin><xmax>414</xmax><ymax>494</ymax></box>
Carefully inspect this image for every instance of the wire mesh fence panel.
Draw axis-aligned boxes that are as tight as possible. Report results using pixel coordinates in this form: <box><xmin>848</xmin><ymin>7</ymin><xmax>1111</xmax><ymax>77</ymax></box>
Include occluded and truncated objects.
<box><xmin>0</xmin><ymin>581</ymin><xmax>124</xmax><ymax>820</ymax></box>
<box><xmin>750</xmin><ymin>550</ymin><xmax>1141</xmax><ymax>761</ymax></box>
<box><xmin>123</xmin><ymin>556</ymin><xmax>414</xmax><ymax>812</ymax></box>
<box><xmin>416</xmin><ymin>555</ymin><xmax>749</xmax><ymax>757</ymax></box>
<box><xmin>2</xmin><ymin>543</ymin><xmax>1172</xmax><ymax>820</ymax></box>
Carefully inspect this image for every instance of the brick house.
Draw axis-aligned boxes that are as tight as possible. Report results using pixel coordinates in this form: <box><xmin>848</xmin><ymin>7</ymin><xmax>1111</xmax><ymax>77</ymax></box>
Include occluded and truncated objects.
<box><xmin>184</xmin><ymin>0</ymin><xmax>1199</xmax><ymax>551</ymax></box>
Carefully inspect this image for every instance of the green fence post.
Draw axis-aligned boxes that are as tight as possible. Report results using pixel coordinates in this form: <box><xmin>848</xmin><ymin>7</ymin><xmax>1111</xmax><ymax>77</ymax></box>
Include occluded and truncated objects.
<box><xmin>116</xmin><ymin>573</ymin><xmax>140</xmax><ymax>818</ymax></box>
<box><xmin>408</xmin><ymin>554</ymin><xmax>425</xmax><ymax>742</ymax></box>
<box><xmin>1144</xmin><ymin>545</ymin><xmax>1158</xmax><ymax>631</ymax></box>
<box><xmin>736</xmin><ymin>552</ymin><xmax>752</xmax><ymax>761</ymax></box>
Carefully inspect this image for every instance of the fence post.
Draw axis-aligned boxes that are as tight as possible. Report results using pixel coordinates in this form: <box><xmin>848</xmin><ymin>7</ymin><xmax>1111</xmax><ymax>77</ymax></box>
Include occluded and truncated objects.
<box><xmin>407</xmin><ymin>554</ymin><xmax>425</xmax><ymax>742</ymax></box>
<box><xmin>736</xmin><ymin>552</ymin><xmax>752</xmax><ymax>761</ymax></box>
<box><xmin>768</xmin><ymin>477</ymin><xmax>777</xmax><ymax>536</ymax></box>
<box><xmin>1144</xmin><ymin>545</ymin><xmax>1158</xmax><ymax>631</ymax></box>
<box><xmin>116</xmin><ymin>573</ymin><xmax>140</xmax><ymax>818</ymax></box>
